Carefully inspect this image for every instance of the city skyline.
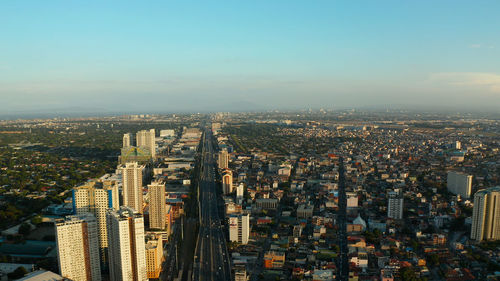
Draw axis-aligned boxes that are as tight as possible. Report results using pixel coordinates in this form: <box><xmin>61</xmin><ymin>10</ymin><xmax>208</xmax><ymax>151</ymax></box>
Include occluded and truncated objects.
<box><xmin>1</xmin><ymin>0</ymin><xmax>500</xmax><ymax>115</ymax></box>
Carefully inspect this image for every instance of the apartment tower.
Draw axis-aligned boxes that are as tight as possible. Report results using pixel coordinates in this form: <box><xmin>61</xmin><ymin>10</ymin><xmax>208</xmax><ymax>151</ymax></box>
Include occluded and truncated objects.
<box><xmin>471</xmin><ymin>186</ymin><xmax>500</xmax><ymax>241</ymax></box>
<box><xmin>55</xmin><ymin>214</ymin><xmax>101</xmax><ymax>281</ymax></box>
<box><xmin>73</xmin><ymin>179</ymin><xmax>119</xmax><ymax>264</ymax></box>
<box><xmin>119</xmin><ymin>162</ymin><xmax>145</xmax><ymax>213</ymax></box>
<box><xmin>107</xmin><ymin>206</ymin><xmax>147</xmax><ymax>281</ymax></box>
<box><xmin>148</xmin><ymin>181</ymin><xmax>166</xmax><ymax>230</ymax></box>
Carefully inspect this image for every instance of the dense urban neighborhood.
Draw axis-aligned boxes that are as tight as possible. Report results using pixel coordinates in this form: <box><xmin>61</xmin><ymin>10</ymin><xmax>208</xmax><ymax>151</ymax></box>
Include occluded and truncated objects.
<box><xmin>0</xmin><ymin>110</ymin><xmax>499</xmax><ymax>281</ymax></box>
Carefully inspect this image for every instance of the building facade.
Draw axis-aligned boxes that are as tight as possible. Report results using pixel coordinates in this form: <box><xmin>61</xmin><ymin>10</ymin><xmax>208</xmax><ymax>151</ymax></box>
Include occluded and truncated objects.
<box><xmin>387</xmin><ymin>189</ymin><xmax>403</xmax><ymax>220</ymax></box>
<box><xmin>119</xmin><ymin>162</ymin><xmax>145</xmax><ymax>213</ymax></box>
<box><xmin>73</xmin><ymin>179</ymin><xmax>119</xmax><ymax>265</ymax></box>
<box><xmin>136</xmin><ymin>129</ymin><xmax>156</xmax><ymax>157</ymax></box>
<box><xmin>471</xmin><ymin>186</ymin><xmax>500</xmax><ymax>241</ymax></box>
<box><xmin>107</xmin><ymin>206</ymin><xmax>147</xmax><ymax>281</ymax></box>
<box><xmin>218</xmin><ymin>149</ymin><xmax>229</xmax><ymax>170</ymax></box>
<box><xmin>222</xmin><ymin>170</ymin><xmax>233</xmax><ymax>194</ymax></box>
<box><xmin>229</xmin><ymin>214</ymin><xmax>250</xmax><ymax>244</ymax></box>
<box><xmin>55</xmin><ymin>214</ymin><xmax>101</xmax><ymax>281</ymax></box>
<box><xmin>447</xmin><ymin>171</ymin><xmax>473</xmax><ymax>199</ymax></box>
<box><xmin>148</xmin><ymin>181</ymin><xmax>166</xmax><ymax>230</ymax></box>
<box><xmin>145</xmin><ymin>234</ymin><xmax>163</xmax><ymax>279</ymax></box>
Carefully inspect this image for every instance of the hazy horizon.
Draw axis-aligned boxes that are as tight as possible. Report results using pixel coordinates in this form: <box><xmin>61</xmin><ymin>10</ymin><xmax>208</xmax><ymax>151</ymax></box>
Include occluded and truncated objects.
<box><xmin>1</xmin><ymin>1</ymin><xmax>499</xmax><ymax>113</ymax></box>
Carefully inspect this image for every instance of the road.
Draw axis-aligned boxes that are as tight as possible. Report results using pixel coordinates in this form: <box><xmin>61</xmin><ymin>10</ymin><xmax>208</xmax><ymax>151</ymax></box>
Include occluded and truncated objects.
<box><xmin>192</xmin><ymin>129</ymin><xmax>232</xmax><ymax>281</ymax></box>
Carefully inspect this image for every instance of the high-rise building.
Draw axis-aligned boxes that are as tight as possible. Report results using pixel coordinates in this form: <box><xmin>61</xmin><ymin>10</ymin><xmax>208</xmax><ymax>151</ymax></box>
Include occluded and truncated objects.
<box><xmin>222</xmin><ymin>170</ymin><xmax>233</xmax><ymax>195</ymax></box>
<box><xmin>471</xmin><ymin>186</ymin><xmax>500</xmax><ymax>241</ymax></box>
<box><xmin>229</xmin><ymin>214</ymin><xmax>250</xmax><ymax>244</ymax></box>
<box><xmin>218</xmin><ymin>149</ymin><xmax>229</xmax><ymax>170</ymax></box>
<box><xmin>55</xmin><ymin>214</ymin><xmax>101</xmax><ymax>281</ymax></box>
<box><xmin>236</xmin><ymin>183</ymin><xmax>244</xmax><ymax>199</ymax></box>
<box><xmin>148</xmin><ymin>181</ymin><xmax>166</xmax><ymax>230</ymax></box>
<box><xmin>73</xmin><ymin>179</ymin><xmax>119</xmax><ymax>264</ymax></box>
<box><xmin>145</xmin><ymin>234</ymin><xmax>163</xmax><ymax>279</ymax></box>
<box><xmin>447</xmin><ymin>171</ymin><xmax>473</xmax><ymax>199</ymax></box>
<box><xmin>119</xmin><ymin>162</ymin><xmax>145</xmax><ymax>213</ymax></box>
<box><xmin>107</xmin><ymin>206</ymin><xmax>147</xmax><ymax>281</ymax></box>
<box><xmin>123</xmin><ymin>133</ymin><xmax>133</xmax><ymax>148</ymax></box>
<box><xmin>387</xmin><ymin>189</ymin><xmax>403</xmax><ymax>220</ymax></box>
<box><xmin>136</xmin><ymin>129</ymin><xmax>156</xmax><ymax>157</ymax></box>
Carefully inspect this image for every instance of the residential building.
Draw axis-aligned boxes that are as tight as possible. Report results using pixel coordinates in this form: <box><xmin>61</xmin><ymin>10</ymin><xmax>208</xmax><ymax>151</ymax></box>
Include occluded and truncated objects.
<box><xmin>387</xmin><ymin>189</ymin><xmax>403</xmax><ymax>220</ymax></box>
<box><xmin>218</xmin><ymin>149</ymin><xmax>229</xmax><ymax>170</ymax></box>
<box><xmin>471</xmin><ymin>186</ymin><xmax>500</xmax><ymax>241</ymax></box>
<box><xmin>447</xmin><ymin>171</ymin><xmax>473</xmax><ymax>199</ymax></box>
<box><xmin>148</xmin><ymin>181</ymin><xmax>166</xmax><ymax>230</ymax></box>
<box><xmin>136</xmin><ymin>129</ymin><xmax>156</xmax><ymax>157</ymax></box>
<box><xmin>55</xmin><ymin>214</ymin><xmax>101</xmax><ymax>281</ymax></box>
<box><xmin>119</xmin><ymin>162</ymin><xmax>145</xmax><ymax>213</ymax></box>
<box><xmin>123</xmin><ymin>133</ymin><xmax>133</xmax><ymax>148</ymax></box>
<box><xmin>229</xmin><ymin>214</ymin><xmax>250</xmax><ymax>244</ymax></box>
<box><xmin>222</xmin><ymin>170</ymin><xmax>233</xmax><ymax>194</ymax></box>
<box><xmin>107</xmin><ymin>206</ymin><xmax>147</xmax><ymax>281</ymax></box>
<box><xmin>145</xmin><ymin>234</ymin><xmax>163</xmax><ymax>279</ymax></box>
<box><xmin>73</xmin><ymin>179</ymin><xmax>119</xmax><ymax>264</ymax></box>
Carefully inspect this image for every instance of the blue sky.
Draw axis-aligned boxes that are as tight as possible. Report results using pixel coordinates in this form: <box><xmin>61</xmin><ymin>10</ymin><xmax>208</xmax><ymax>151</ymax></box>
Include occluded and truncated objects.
<box><xmin>1</xmin><ymin>0</ymin><xmax>499</xmax><ymax>114</ymax></box>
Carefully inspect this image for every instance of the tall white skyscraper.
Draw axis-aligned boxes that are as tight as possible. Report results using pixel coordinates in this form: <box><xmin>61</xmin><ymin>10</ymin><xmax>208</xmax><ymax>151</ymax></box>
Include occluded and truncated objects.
<box><xmin>136</xmin><ymin>129</ymin><xmax>156</xmax><ymax>157</ymax></box>
<box><xmin>148</xmin><ymin>181</ymin><xmax>166</xmax><ymax>230</ymax></box>
<box><xmin>447</xmin><ymin>171</ymin><xmax>473</xmax><ymax>199</ymax></box>
<box><xmin>119</xmin><ymin>162</ymin><xmax>145</xmax><ymax>213</ymax></box>
<box><xmin>471</xmin><ymin>186</ymin><xmax>500</xmax><ymax>241</ymax></box>
<box><xmin>73</xmin><ymin>179</ymin><xmax>119</xmax><ymax>264</ymax></box>
<box><xmin>55</xmin><ymin>214</ymin><xmax>101</xmax><ymax>281</ymax></box>
<box><xmin>218</xmin><ymin>149</ymin><xmax>229</xmax><ymax>170</ymax></box>
<box><xmin>229</xmin><ymin>214</ymin><xmax>250</xmax><ymax>244</ymax></box>
<box><xmin>387</xmin><ymin>189</ymin><xmax>403</xmax><ymax>220</ymax></box>
<box><xmin>107</xmin><ymin>206</ymin><xmax>147</xmax><ymax>281</ymax></box>
<box><xmin>123</xmin><ymin>133</ymin><xmax>133</xmax><ymax>148</ymax></box>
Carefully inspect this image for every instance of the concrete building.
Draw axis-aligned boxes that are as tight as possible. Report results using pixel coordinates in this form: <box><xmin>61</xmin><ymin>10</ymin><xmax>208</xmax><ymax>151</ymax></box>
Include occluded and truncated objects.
<box><xmin>107</xmin><ymin>206</ymin><xmax>147</xmax><ymax>281</ymax></box>
<box><xmin>55</xmin><ymin>214</ymin><xmax>101</xmax><ymax>281</ymax></box>
<box><xmin>387</xmin><ymin>189</ymin><xmax>403</xmax><ymax>220</ymax></box>
<box><xmin>218</xmin><ymin>149</ymin><xmax>229</xmax><ymax>170</ymax></box>
<box><xmin>123</xmin><ymin>133</ymin><xmax>133</xmax><ymax>148</ymax></box>
<box><xmin>148</xmin><ymin>181</ymin><xmax>166</xmax><ymax>230</ymax></box>
<box><xmin>229</xmin><ymin>214</ymin><xmax>250</xmax><ymax>244</ymax></box>
<box><xmin>233</xmin><ymin>265</ymin><xmax>247</xmax><ymax>281</ymax></box>
<box><xmin>222</xmin><ymin>170</ymin><xmax>233</xmax><ymax>194</ymax></box>
<box><xmin>236</xmin><ymin>183</ymin><xmax>244</xmax><ymax>199</ymax></box>
<box><xmin>119</xmin><ymin>162</ymin><xmax>145</xmax><ymax>213</ymax></box>
<box><xmin>136</xmin><ymin>129</ymin><xmax>156</xmax><ymax>157</ymax></box>
<box><xmin>297</xmin><ymin>204</ymin><xmax>314</xmax><ymax>219</ymax></box>
<box><xmin>471</xmin><ymin>186</ymin><xmax>500</xmax><ymax>241</ymax></box>
<box><xmin>447</xmin><ymin>171</ymin><xmax>473</xmax><ymax>199</ymax></box>
<box><xmin>145</xmin><ymin>234</ymin><xmax>163</xmax><ymax>279</ymax></box>
<box><xmin>72</xmin><ymin>179</ymin><xmax>119</xmax><ymax>264</ymax></box>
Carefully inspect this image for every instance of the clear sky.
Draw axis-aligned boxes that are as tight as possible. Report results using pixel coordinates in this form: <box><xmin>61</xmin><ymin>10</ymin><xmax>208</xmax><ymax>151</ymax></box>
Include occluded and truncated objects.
<box><xmin>1</xmin><ymin>0</ymin><xmax>499</xmax><ymax>114</ymax></box>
